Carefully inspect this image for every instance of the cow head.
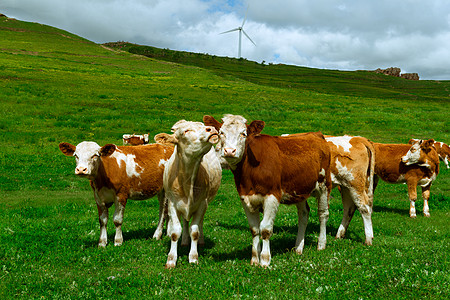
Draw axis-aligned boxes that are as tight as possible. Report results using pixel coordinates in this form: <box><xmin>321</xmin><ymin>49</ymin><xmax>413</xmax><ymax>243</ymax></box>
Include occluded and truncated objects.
<box><xmin>155</xmin><ymin>120</ymin><xmax>218</xmax><ymax>158</ymax></box>
<box><xmin>203</xmin><ymin>114</ymin><xmax>265</xmax><ymax>169</ymax></box>
<box><xmin>59</xmin><ymin>141</ymin><xmax>116</xmax><ymax>179</ymax></box>
<box><xmin>402</xmin><ymin>139</ymin><xmax>435</xmax><ymax>167</ymax></box>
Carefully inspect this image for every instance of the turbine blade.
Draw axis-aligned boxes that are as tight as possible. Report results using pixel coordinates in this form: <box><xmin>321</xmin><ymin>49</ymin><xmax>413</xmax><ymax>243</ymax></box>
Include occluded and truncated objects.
<box><xmin>242</xmin><ymin>5</ymin><xmax>249</xmax><ymax>27</ymax></box>
<box><xmin>242</xmin><ymin>29</ymin><xmax>256</xmax><ymax>46</ymax></box>
<box><xmin>220</xmin><ymin>28</ymin><xmax>240</xmax><ymax>34</ymax></box>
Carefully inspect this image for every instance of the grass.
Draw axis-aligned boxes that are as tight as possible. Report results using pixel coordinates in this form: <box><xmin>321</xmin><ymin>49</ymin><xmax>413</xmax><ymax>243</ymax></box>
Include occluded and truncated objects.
<box><xmin>0</xmin><ymin>16</ymin><xmax>449</xmax><ymax>299</ymax></box>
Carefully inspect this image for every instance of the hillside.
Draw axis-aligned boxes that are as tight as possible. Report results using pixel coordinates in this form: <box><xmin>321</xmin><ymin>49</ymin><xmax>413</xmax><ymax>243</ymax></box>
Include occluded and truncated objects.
<box><xmin>104</xmin><ymin>41</ymin><xmax>450</xmax><ymax>103</ymax></box>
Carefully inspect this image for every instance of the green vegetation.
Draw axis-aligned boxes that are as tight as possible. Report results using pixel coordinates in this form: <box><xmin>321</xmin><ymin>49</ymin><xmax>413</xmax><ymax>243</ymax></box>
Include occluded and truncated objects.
<box><xmin>1</xmin><ymin>16</ymin><xmax>449</xmax><ymax>299</ymax></box>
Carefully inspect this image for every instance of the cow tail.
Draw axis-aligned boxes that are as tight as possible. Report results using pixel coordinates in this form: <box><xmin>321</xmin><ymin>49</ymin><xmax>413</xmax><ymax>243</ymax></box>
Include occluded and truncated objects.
<box><xmin>365</xmin><ymin>143</ymin><xmax>375</xmax><ymax>207</ymax></box>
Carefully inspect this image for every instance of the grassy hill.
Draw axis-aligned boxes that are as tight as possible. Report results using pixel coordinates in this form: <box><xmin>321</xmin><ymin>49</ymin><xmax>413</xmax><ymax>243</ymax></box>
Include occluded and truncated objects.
<box><xmin>1</xmin><ymin>15</ymin><xmax>449</xmax><ymax>299</ymax></box>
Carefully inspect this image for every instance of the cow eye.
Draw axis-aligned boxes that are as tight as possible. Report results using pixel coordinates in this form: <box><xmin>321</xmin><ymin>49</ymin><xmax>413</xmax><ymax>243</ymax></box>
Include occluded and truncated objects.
<box><xmin>241</xmin><ymin>132</ymin><xmax>247</xmax><ymax>137</ymax></box>
<box><xmin>74</xmin><ymin>154</ymin><xmax>79</xmax><ymax>159</ymax></box>
<box><xmin>184</xmin><ymin>129</ymin><xmax>190</xmax><ymax>134</ymax></box>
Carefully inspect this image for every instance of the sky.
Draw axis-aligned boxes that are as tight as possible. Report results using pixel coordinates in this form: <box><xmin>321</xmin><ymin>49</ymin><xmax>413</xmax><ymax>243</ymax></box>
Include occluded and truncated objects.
<box><xmin>1</xmin><ymin>0</ymin><xmax>450</xmax><ymax>80</ymax></box>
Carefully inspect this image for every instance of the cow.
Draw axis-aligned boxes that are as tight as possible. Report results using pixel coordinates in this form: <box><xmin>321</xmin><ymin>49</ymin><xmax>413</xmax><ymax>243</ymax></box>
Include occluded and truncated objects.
<box><xmin>154</xmin><ymin>120</ymin><xmax>222</xmax><ymax>268</ymax></box>
<box><xmin>59</xmin><ymin>141</ymin><xmax>174</xmax><ymax>247</ymax></box>
<box><xmin>373</xmin><ymin>139</ymin><xmax>440</xmax><ymax>218</ymax></box>
<box><xmin>123</xmin><ymin>133</ymin><xmax>149</xmax><ymax>146</ymax></box>
<box><xmin>409</xmin><ymin>138</ymin><xmax>450</xmax><ymax>169</ymax></box>
<box><xmin>279</xmin><ymin>134</ymin><xmax>375</xmax><ymax>245</ymax></box>
<box><xmin>324</xmin><ymin>135</ymin><xmax>375</xmax><ymax>245</ymax></box>
<box><xmin>204</xmin><ymin>114</ymin><xmax>331</xmax><ymax>267</ymax></box>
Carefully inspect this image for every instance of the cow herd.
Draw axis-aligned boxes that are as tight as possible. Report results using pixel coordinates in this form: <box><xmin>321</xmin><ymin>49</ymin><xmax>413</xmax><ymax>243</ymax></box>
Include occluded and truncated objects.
<box><xmin>59</xmin><ymin>114</ymin><xmax>449</xmax><ymax>268</ymax></box>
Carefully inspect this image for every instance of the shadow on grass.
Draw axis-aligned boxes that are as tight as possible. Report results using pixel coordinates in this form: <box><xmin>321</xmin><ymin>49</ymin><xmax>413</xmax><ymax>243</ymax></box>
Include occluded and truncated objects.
<box><xmin>373</xmin><ymin>204</ymin><xmax>409</xmax><ymax>216</ymax></box>
<box><xmin>208</xmin><ymin>221</ymin><xmax>346</xmax><ymax>262</ymax></box>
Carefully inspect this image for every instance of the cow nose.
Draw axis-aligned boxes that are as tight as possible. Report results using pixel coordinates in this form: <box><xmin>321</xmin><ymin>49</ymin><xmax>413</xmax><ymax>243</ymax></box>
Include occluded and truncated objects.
<box><xmin>75</xmin><ymin>167</ymin><xmax>88</xmax><ymax>175</ymax></box>
<box><xmin>223</xmin><ymin>148</ymin><xmax>237</xmax><ymax>157</ymax></box>
<box><xmin>401</xmin><ymin>156</ymin><xmax>408</xmax><ymax>163</ymax></box>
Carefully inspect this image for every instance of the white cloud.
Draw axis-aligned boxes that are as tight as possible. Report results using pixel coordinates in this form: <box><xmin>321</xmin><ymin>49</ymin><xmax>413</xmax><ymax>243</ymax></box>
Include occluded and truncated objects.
<box><xmin>1</xmin><ymin>0</ymin><xmax>450</xmax><ymax>79</ymax></box>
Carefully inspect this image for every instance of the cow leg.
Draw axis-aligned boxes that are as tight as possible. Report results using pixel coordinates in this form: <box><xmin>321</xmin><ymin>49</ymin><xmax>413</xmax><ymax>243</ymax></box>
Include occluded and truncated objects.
<box><xmin>295</xmin><ymin>200</ymin><xmax>310</xmax><ymax>254</ymax></box>
<box><xmin>407</xmin><ymin>181</ymin><xmax>418</xmax><ymax>218</ymax></box>
<box><xmin>198</xmin><ymin>217</ymin><xmax>205</xmax><ymax>246</ymax></box>
<box><xmin>96</xmin><ymin>203</ymin><xmax>109</xmax><ymax>248</ymax></box>
<box><xmin>422</xmin><ymin>184</ymin><xmax>431</xmax><ymax>217</ymax></box>
<box><xmin>153</xmin><ymin>191</ymin><xmax>167</xmax><ymax>240</ymax></box>
<box><xmin>166</xmin><ymin>201</ymin><xmax>182</xmax><ymax>269</ymax></box>
<box><xmin>241</xmin><ymin>197</ymin><xmax>261</xmax><ymax>266</ymax></box>
<box><xmin>336</xmin><ymin>186</ymin><xmax>356</xmax><ymax>240</ymax></box>
<box><xmin>260</xmin><ymin>195</ymin><xmax>280</xmax><ymax>267</ymax></box>
<box><xmin>188</xmin><ymin>205</ymin><xmax>207</xmax><ymax>264</ymax></box>
<box><xmin>181</xmin><ymin>219</ymin><xmax>190</xmax><ymax>246</ymax></box>
<box><xmin>316</xmin><ymin>186</ymin><xmax>330</xmax><ymax>251</ymax></box>
<box><xmin>113</xmin><ymin>198</ymin><xmax>127</xmax><ymax>246</ymax></box>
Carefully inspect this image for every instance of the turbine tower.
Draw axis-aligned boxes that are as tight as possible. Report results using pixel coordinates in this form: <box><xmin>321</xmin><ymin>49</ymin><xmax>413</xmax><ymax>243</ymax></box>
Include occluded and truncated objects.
<box><xmin>220</xmin><ymin>9</ymin><xmax>256</xmax><ymax>58</ymax></box>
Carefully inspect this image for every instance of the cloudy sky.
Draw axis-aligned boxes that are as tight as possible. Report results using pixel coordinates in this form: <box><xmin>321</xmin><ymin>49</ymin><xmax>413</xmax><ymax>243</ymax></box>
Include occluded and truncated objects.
<box><xmin>2</xmin><ymin>0</ymin><xmax>450</xmax><ymax>80</ymax></box>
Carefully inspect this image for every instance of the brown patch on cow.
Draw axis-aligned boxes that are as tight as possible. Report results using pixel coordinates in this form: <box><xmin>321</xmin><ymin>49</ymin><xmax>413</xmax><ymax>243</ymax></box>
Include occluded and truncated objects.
<box><xmin>171</xmin><ymin>233</ymin><xmax>178</xmax><ymax>242</ymax></box>
<box><xmin>191</xmin><ymin>231</ymin><xmax>199</xmax><ymax>242</ymax></box>
<box><xmin>261</xmin><ymin>229</ymin><xmax>271</xmax><ymax>240</ymax></box>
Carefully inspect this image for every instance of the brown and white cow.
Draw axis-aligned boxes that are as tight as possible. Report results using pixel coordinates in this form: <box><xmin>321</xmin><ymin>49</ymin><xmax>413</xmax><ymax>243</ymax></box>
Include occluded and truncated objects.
<box><xmin>373</xmin><ymin>139</ymin><xmax>440</xmax><ymax>218</ymax></box>
<box><xmin>204</xmin><ymin>114</ymin><xmax>331</xmax><ymax>267</ymax></box>
<box><xmin>409</xmin><ymin>138</ymin><xmax>450</xmax><ymax>169</ymax></box>
<box><xmin>59</xmin><ymin>141</ymin><xmax>174</xmax><ymax>247</ymax></box>
<box><xmin>123</xmin><ymin>134</ymin><xmax>149</xmax><ymax>146</ymax></box>
<box><xmin>324</xmin><ymin>135</ymin><xmax>375</xmax><ymax>245</ymax></box>
<box><xmin>155</xmin><ymin>120</ymin><xmax>222</xmax><ymax>268</ymax></box>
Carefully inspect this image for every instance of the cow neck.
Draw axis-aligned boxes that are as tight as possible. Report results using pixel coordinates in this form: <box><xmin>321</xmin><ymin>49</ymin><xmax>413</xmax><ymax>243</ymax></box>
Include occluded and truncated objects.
<box><xmin>90</xmin><ymin>158</ymin><xmax>111</xmax><ymax>190</ymax></box>
<box><xmin>175</xmin><ymin>147</ymin><xmax>203</xmax><ymax>201</ymax></box>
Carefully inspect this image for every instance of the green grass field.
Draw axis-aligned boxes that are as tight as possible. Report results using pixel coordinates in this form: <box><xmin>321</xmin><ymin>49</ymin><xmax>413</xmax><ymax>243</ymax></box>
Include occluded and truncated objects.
<box><xmin>1</xmin><ymin>16</ymin><xmax>449</xmax><ymax>299</ymax></box>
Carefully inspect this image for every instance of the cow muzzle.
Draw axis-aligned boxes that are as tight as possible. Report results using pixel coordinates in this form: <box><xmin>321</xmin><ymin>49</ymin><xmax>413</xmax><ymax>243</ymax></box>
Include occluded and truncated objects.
<box><xmin>75</xmin><ymin>166</ymin><xmax>89</xmax><ymax>175</ymax></box>
<box><xmin>223</xmin><ymin>148</ymin><xmax>237</xmax><ymax>157</ymax></box>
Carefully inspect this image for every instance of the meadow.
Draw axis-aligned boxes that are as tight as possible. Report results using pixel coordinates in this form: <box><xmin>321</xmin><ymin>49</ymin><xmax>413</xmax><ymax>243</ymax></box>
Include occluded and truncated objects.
<box><xmin>0</xmin><ymin>16</ymin><xmax>449</xmax><ymax>299</ymax></box>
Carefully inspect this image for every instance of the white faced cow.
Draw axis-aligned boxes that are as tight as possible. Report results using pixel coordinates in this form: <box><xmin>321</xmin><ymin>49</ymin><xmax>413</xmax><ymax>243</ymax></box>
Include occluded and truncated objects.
<box><xmin>59</xmin><ymin>141</ymin><xmax>174</xmax><ymax>247</ymax></box>
<box><xmin>204</xmin><ymin>114</ymin><xmax>331</xmax><ymax>267</ymax></box>
<box><xmin>409</xmin><ymin>138</ymin><xmax>450</xmax><ymax>169</ymax></box>
<box><xmin>155</xmin><ymin>120</ymin><xmax>222</xmax><ymax>268</ymax></box>
<box><xmin>373</xmin><ymin>139</ymin><xmax>440</xmax><ymax>218</ymax></box>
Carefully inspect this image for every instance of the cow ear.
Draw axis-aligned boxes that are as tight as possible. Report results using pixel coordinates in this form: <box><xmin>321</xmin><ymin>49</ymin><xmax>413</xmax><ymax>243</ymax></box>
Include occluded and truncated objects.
<box><xmin>421</xmin><ymin>139</ymin><xmax>435</xmax><ymax>150</ymax></box>
<box><xmin>59</xmin><ymin>142</ymin><xmax>76</xmax><ymax>156</ymax></box>
<box><xmin>203</xmin><ymin>115</ymin><xmax>222</xmax><ymax>131</ymax></box>
<box><xmin>155</xmin><ymin>133</ymin><xmax>178</xmax><ymax>145</ymax></box>
<box><xmin>408</xmin><ymin>139</ymin><xmax>418</xmax><ymax>145</ymax></box>
<box><xmin>247</xmin><ymin>120</ymin><xmax>265</xmax><ymax>135</ymax></box>
<box><xmin>100</xmin><ymin>144</ymin><xmax>116</xmax><ymax>157</ymax></box>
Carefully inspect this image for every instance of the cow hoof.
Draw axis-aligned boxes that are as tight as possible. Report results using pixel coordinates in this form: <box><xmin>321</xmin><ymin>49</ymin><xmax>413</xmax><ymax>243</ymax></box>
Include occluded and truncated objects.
<box><xmin>250</xmin><ymin>258</ymin><xmax>259</xmax><ymax>266</ymax></box>
<box><xmin>424</xmin><ymin>213</ymin><xmax>431</xmax><ymax>217</ymax></box>
<box><xmin>165</xmin><ymin>261</ymin><xmax>176</xmax><ymax>269</ymax></box>
<box><xmin>152</xmin><ymin>230</ymin><xmax>163</xmax><ymax>240</ymax></box>
<box><xmin>410</xmin><ymin>214</ymin><xmax>417</xmax><ymax>219</ymax></box>
<box><xmin>98</xmin><ymin>241</ymin><xmax>107</xmax><ymax>248</ymax></box>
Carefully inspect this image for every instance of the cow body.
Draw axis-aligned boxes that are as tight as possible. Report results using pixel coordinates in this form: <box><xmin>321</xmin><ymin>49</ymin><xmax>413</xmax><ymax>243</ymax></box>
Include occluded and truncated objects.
<box><xmin>410</xmin><ymin>138</ymin><xmax>450</xmax><ymax>169</ymax></box>
<box><xmin>204</xmin><ymin>115</ymin><xmax>331</xmax><ymax>267</ymax></box>
<box><xmin>123</xmin><ymin>134</ymin><xmax>149</xmax><ymax>146</ymax></box>
<box><xmin>325</xmin><ymin>135</ymin><xmax>375</xmax><ymax>245</ymax></box>
<box><xmin>59</xmin><ymin>141</ymin><xmax>174</xmax><ymax>247</ymax></box>
<box><xmin>373</xmin><ymin>140</ymin><xmax>440</xmax><ymax>217</ymax></box>
<box><xmin>155</xmin><ymin>120</ymin><xmax>221</xmax><ymax>268</ymax></box>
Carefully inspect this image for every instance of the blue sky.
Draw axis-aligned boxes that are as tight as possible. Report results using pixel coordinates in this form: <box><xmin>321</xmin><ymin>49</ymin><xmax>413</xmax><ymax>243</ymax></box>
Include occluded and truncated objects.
<box><xmin>1</xmin><ymin>0</ymin><xmax>450</xmax><ymax>80</ymax></box>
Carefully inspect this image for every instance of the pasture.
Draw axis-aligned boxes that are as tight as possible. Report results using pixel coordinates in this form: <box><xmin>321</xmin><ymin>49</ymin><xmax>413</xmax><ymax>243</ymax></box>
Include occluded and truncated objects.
<box><xmin>1</xmin><ymin>16</ymin><xmax>449</xmax><ymax>299</ymax></box>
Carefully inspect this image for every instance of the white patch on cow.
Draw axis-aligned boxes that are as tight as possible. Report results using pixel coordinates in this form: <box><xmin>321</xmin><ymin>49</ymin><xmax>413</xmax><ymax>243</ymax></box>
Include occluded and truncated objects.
<box><xmin>418</xmin><ymin>173</ymin><xmax>437</xmax><ymax>187</ymax></box>
<box><xmin>159</xmin><ymin>158</ymin><xmax>168</xmax><ymax>167</ymax></box>
<box><xmin>440</xmin><ymin>142</ymin><xmax>444</xmax><ymax>147</ymax></box>
<box><xmin>112</xmin><ymin>150</ymin><xmax>143</xmax><ymax>178</ymax></box>
<box><xmin>281</xmin><ymin>134</ymin><xmax>290</xmax><ymax>137</ymax></box>
<box><xmin>335</xmin><ymin>158</ymin><xmax>354</xmax><ymax>181</ymax></box>
<box><xmin>326</xmin><ymin>135</ymin><xmax>354</xmax><ymax>153</ymax></box>
<box><xmin>319</xmin><ymin>168</ymin><xmax>326</xmax><ymax>177</ymax></box>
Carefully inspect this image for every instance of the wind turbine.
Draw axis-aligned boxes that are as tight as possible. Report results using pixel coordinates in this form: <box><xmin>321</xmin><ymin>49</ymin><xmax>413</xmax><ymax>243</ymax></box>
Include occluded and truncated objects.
<box><xmin>220</xmin><ymin>9</ymin><xmax>256</xmax><ymax>58</ymax></box>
